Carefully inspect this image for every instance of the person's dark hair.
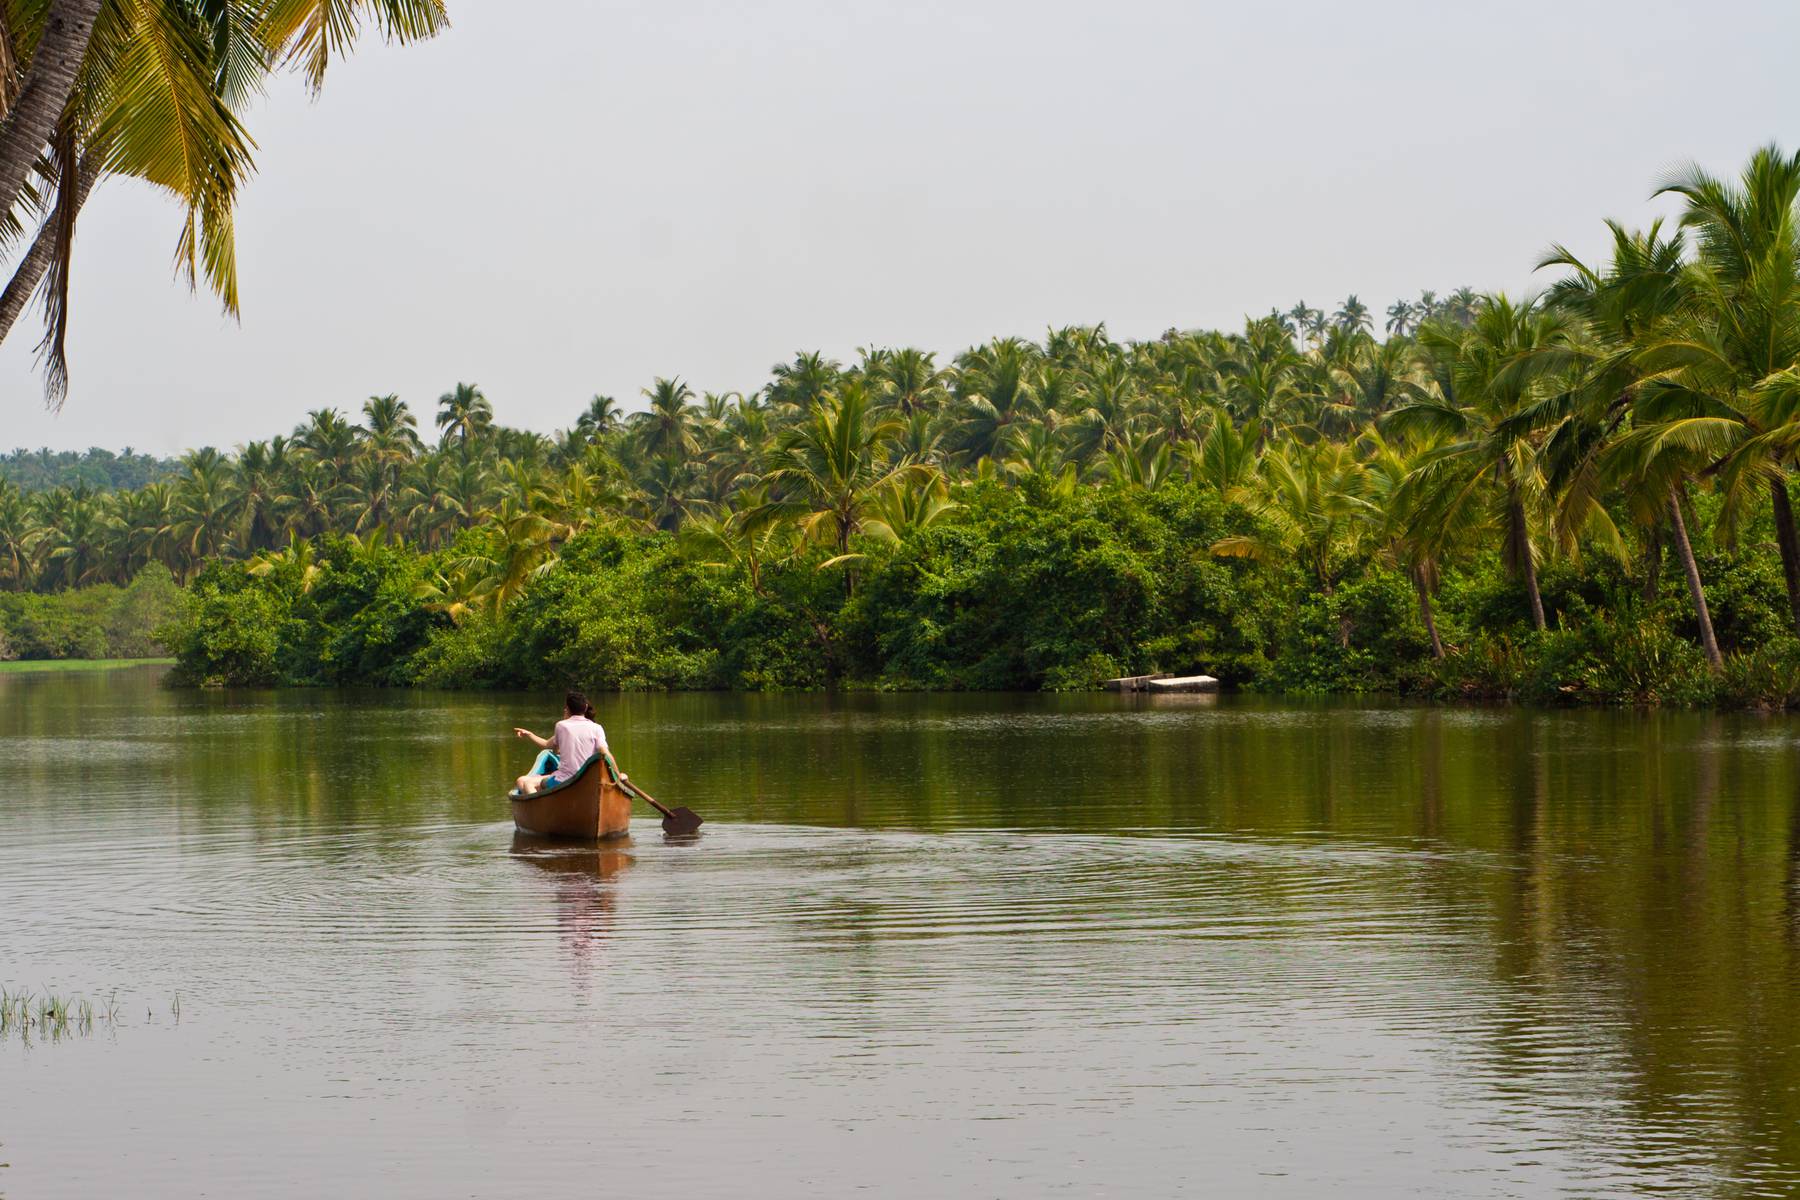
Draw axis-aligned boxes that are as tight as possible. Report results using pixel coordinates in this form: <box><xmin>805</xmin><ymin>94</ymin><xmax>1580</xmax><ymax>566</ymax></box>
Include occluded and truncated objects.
<box><xmin>565</xmin><ymin>690</ymin><xmax>589</xmax><ymax>718</ymax></box>
<box><xmin>584</xmin><ymin>701</ymin><xmax>596</xmax><ymax>720</ymax></box>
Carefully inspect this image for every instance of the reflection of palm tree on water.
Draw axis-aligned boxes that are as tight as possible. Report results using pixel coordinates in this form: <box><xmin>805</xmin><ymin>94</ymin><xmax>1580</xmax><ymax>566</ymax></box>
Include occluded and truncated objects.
<box><xmin>510</xmin><ymin>833</ymin><xmax>633</xmax><ymax>983</ymax></box>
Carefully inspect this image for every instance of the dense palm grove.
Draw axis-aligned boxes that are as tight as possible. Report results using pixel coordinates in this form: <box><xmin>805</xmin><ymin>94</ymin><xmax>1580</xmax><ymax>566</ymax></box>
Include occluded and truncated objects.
<box><xmin>9</xmin><ymin>148</ymin><xmax>1800</xmax><ymax>704</ymax></box>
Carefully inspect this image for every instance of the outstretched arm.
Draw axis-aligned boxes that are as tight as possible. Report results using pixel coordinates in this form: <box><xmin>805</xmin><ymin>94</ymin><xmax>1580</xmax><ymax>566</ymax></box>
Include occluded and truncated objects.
<box><xmin>513</xmin><ymin>727</ymin><xmax>552</xmax><ymax>750</ymax></box>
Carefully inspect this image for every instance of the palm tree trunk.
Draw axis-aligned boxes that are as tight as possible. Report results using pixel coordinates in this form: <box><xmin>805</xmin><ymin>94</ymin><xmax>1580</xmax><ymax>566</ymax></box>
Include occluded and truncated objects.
<box><xmin>1413</xmin><ymin>564</ymin><xmax>1444</xmax><ymax>659</ymax></box>
<box><xmin>1769</xmin><ymin>475</ymin><xmax>1800</xmax><ymax>637</ymax></box>
<box><xmin>1668</xmin><ymin>488</ymin><xmax>1723</xmax><ymax>670</ymax></box>
<box><xmin>838</xmin><ymin>514</ymin><xmax>854</xmax><ymax>597</ymax></box>
<box><xmin>0</xmin><ymin>0</ymin><xmax>101</xmax><ymax>245</ymax></box>
<box><xmin>1641</xmin><ymin>526</ymin><xmax>1663</xmax><ymax>605</ymax></box>
<box><xmin>1508</xmin><ymin>488</ymin><xmax>1547</xmax><ymax>631</ymax></box>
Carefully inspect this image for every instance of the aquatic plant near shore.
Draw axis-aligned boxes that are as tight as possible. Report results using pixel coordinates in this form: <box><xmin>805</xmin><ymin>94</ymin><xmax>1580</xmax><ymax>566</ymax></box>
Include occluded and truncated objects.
<box><xmin>0</xmin><ymin>987</ymin><xmax>125</xmax><ymax>1043</ymax></box>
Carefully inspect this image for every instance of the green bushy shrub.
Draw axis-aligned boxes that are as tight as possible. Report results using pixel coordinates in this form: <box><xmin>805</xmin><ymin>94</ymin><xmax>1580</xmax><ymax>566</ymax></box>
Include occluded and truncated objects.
<box><xmin>0</xmin><ymin>587</ymin><xmax>115</xmax><ymax>659</ymax></box>
<box><xmin>846</xmin><ymin>481</ymin><xmax>1262</xmax><ymax>690</ymax></box>
<box><xmin>166</xmin><ymin>565</ymin><xmax>285</xmax><ymax>686</ymax></box>
<box><xmin>109</xmin><ymin>565</ymin><xmax>184</xmax><ymax>658</ymax></box>
<box><xmin>1720</xmin><ymin>638</ymin><xmax>1800</xmax><ymax>709</ymax></box>
<box><xmin>1263</xmin><ymin>568</ymin><xmax>1433</xmax><ymax>694</ymax></box>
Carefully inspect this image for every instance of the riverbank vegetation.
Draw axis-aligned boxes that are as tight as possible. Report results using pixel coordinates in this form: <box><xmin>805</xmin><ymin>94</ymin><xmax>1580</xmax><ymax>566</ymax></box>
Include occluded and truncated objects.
<box><xmin>0</xmin><ymin>565</ymin><xmax>180</xmax><ymax>661</ymax></box>
<box><xmin>9</xmin><ymin>148</ymin><xmax>1800</xmax><ymax>707</ymax></box>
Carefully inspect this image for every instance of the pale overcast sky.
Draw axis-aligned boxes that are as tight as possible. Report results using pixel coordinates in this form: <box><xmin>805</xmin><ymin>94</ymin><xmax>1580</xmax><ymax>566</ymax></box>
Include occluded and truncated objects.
<box><xmin>4</xmin><ymin>0</ymin><xmax>1797</xmax><ymax>453</ymax></box>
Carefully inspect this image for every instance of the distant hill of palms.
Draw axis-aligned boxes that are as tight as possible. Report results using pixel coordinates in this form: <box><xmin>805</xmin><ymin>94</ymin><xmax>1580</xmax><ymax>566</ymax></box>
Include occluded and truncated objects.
<box><xmin>0</xmin><ymin>448</ymin><xmax>178</xmax><ymax>493</ymax></box>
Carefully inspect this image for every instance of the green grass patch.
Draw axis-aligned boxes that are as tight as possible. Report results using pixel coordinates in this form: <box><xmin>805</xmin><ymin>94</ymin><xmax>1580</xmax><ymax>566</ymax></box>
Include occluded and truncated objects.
<box><xmin>0</xmin><ymin>657</ymin><xmax>174</xmax><ymax>674</ymax></box>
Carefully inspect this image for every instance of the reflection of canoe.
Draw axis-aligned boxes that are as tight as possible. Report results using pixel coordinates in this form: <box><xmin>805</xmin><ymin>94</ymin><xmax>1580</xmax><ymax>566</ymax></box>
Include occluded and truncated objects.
<box><xmin>509</xmin><ymin>831</ymin><xmax>633</xmax><ymax>878</ymax></box>
<box><xmin>508</xmin><ymin>752</ymin><xmax>632</xmax><ymax>840</ymax></box>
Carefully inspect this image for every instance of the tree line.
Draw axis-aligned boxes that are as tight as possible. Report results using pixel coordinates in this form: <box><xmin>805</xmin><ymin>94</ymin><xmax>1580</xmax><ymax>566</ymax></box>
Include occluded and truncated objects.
<box><xmin>0</xmin><ymin>446</ymin><xmax>175</xmax><ymax>492</ymax></box>
<box><xmin>0</xmin><ymin>296</ymin><xmax>1479</xmax><ymax>597</ymax></box>
<box><xmin>12</xmin><ymin>146</ymin><xmax>1800</xmax><ymax>703</ymax></box>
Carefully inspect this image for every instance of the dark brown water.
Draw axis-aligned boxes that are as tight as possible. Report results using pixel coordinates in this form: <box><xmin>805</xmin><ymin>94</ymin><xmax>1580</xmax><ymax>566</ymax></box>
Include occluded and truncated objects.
<box><xmin>3</xmin><ymin>666</ymin><xmax>1799</xmax><ymax>1197</ymax></box>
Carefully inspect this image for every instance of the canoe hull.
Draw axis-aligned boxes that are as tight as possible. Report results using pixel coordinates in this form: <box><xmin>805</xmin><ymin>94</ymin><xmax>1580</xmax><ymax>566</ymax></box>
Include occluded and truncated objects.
<box><xmin>510</xmin><ymin>758</ymin><xmax>632</xmax><ymax>840</ymax></box>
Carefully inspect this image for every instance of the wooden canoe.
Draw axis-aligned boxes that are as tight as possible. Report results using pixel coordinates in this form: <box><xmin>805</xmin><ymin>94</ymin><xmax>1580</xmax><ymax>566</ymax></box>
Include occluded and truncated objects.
<box><xmin>509</xmin><ymin>751</ymin><xmax>632</xmax><ymax>840</ymax></box>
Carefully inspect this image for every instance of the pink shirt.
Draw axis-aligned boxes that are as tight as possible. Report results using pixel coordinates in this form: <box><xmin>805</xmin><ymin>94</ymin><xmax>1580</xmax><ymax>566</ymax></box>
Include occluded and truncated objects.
<box><xmin>551</xmin><ymin>716</ymin><xmax>608</xmax><ymax>782</ymax></box>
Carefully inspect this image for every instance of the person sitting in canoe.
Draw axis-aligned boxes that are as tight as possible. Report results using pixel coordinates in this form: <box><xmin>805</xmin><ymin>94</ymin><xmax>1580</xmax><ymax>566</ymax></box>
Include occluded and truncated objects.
<box><xmin>513</xmin><ymin>691</ymin><xmax>614</xmax><ymax>795</ymax></box>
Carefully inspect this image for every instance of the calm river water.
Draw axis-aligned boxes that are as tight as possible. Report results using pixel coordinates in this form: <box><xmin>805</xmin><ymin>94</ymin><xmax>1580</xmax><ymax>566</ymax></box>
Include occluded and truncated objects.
<box><xmin>3</xmin><ymin>666</ymin><xmax>1799</xmax><ymax>1197</ymax></box>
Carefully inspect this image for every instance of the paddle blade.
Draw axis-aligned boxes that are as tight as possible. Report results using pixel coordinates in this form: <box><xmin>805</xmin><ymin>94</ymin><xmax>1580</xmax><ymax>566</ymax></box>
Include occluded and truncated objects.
<box><xmin>661</xmin><ymin>807</ymin><xmax>704</xmax><ymax>836</ymax></box>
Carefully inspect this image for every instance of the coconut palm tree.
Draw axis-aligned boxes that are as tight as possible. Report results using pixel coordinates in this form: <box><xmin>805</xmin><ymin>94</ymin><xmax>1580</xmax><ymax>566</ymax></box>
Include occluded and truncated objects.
<box><xmin>889</xmin><ymin>409</ymin><xmax>950</xmax><ymax>469</ymax></box>
<box><xmin>231</xmin><ymin>439</ymin><xmax>290</xmax><ymax>552</ymax></box>
<box><xmin>296</xmin><ymin>408</ymin><xmax>361</xmax><ymax>483</ymax></box>
<box><xmin>1385</xmin><ymin>300</ymin><xmax>1416</xmax><ymax>337</ymax></box>
<box><xmin>281</xmin><ymin>457</ymin><xmax>347</xmax><ymax>542</ymax></box>
<box><xmin>111</xmin><ymin>481</ymin><xmax>177</xmax><ymax>576</ymax></box>
<box><xmin>413</xmin><ymin>560</ymin><xmax>484</xmax><ymax>625</ymax></box>
<box><xmin>451</xmin><ymin>498</ymin><xmax>560</xmax><ymax>615</ymax></box>
<box><xmin>757</xmin><ymin>381</ymin><xmax>936</xmax><ymax>584</ymax></box>
<box><xmin>1066</xmin><ymin>356</ymin><xmax>1143</xmax><ymax>464</ymax></box>
<box><xmin>171</xmin><ymin>452</ymin><xmax>239</xmax><ymax>573</ymax></box>
<box><xmin>363</xmin><ymin>395</ymin><xmax>420</xmax><ymax>463</ymax></box>
<box><xmin>866</xmin><ymin>474</ymin><xmax>958</xmax><ymax>541</ymax></box>
<box><xmin>1322</xmin><ymin>333</ymin><xmax>1420</xmax><ymax>433</ymax></box>
<box><xmin>538</xmin><ymin>451</ymin><xmax>638</xmax><ymax>538</ymax></box>
<box><xmin>1184</xmin><ymin>408</ymin><xmax>1263</xmax><ymax>503</ymax></box>
<box><xmin>1333</xmin><ymin>295</ymin><xmax>1372</xmax><ymax>333</ymax></box>
<box><xmin>42</xmin><ymin>485</ymin><xmax>111</xmax><ymax>586</ymax></box>
<box><xmin>575</xmin><ymin>394</ymin><xmax>623</xmax><ymax>442</ymax></box>
<box><xmin>1102</xmin><ymin>431</ymin><xmax>1175</xmax><ymax>492</ymax></box>
<box><xmin>950</xmin><ymin>338</ymin><xmax>1040</xmax><ymax>465</ymax></box>
<box><xmin>678</xmin><ymin>487</ymin><xmax>795</xmax><ymax>596</ymax></box>
<box><xmin>1003</xmin><ymin>414</ymin><xmax>1077</xmax><ymax>490</ymax></box>
<box><xmin>870</xmin><ymin>347</ymin><xmax>950</xmax><ymax>418</ymax></box>
<box><xmin>439</xmin><ymin>456</ymin><xmax>494</xmax><ymax>532</ymax></box>
<box><xmin>0</xmin><ymin>478</ymin><xmax>41</xmax><ymax>587</ymax></box>
<box><xmin>1646</xmin><ymin>145</ymin><xmax>1800</xmax><ymax>635</ymax></box>
<box><xmin>767</xmin><ymin>351</ymin><xmax>840</xmax><ymax>413</ymax></box>
<box><xmin>1364</xmin><ymin>432</ymin><xmax>1456</xmax><ymax>658</ymax></box>
<box><xmin>1445</xmin><ymin>287</ymin><xmax>1482</xmax><ymax>327</ymax></box>
<box><xmin>1384</xmin><ymin>294</ymin><xmax>1573</xmax><ymax>630</ymax></box>
<box><xmin>1286</xmin><ymin>302</ymin><xmax>1324</xmax><ymax>348</ymax></box>
<box><xmin>1219</xmin><ymin>316</ymin><xmax>1303</xmax><ymax>446</ymax></box>
<box><xmin>1211</xmin><ymin>439</ymin><xmax>1376</xmax><ymax>646</ymax></box>
<box><xmin>436</xmin><ymin>382</ymin><xmax>493</xmax><ymax>452</ymax></box>
<box><xmin>247</xmin><ymin>540</ymin><xmax>323</xmax><ymax>594</ymax></box>
<box><xmin>631</xmin><ymin>377</ymin><xmax>700</xmax><ymax>464</ymax></box>
<box><xmin>397</xmin><ymin>457</ymin><xmax>464</xmax><ymax>549</ymax></box>
<box><xmin>1596</xmin><ymin>419</ymin><xmax>1727</xmax><ymax>667</ymax></box>
<box><xmin>1535</xmin><ymin>220</ymin><xmax>1698</xmax><ymax>597</ymax></box>
<box><xmin>635</xmin><ymin>454</ymin><xmax>704</xmax><ymax>532</ymax></box>
<box><xmin>0</xmin><ymin>1</ymin><xmax>450</xmax><ymax>402</ymax></box>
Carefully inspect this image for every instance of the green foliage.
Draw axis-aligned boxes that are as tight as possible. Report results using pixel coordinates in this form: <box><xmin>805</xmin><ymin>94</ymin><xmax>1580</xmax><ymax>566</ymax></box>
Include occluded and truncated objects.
<box><xmin>1432</xmin><ymin>614</ymin><xmax>1719</xmax><ymax>707</ymax></box>
<box><xmin>1719</xmin><ymin>638</ymin><xmax>1800</xmax><ymax>709</ymax></box>
<box><xmin>298</xmin><ymin>538</ymin><xmax>439</xmax><ymax>685</ymax></box>
<box><xmin>1262</xmin><ymin>568</ymin><xmax>1433</xmax><ymax>694</ymax></box>
<box><xmin>165</xmin><ymin>565</ymin><xmax>285</xmax><ymax>686</ymax></box>
<box><xmin>844</xmin><ymin>482</ymin><xmax>1258</xmax><ymax>690</ymax></box>
<box><xmin>0</xmin><ymin>448</ymin><xmax>177</xmax><ymax>492</ymax></box>
<box><xmin>0</xmin><ymin>566</ymin><xmax>182</xmax><ymax>661</ymax></box>
<box><xmin>0</xmin><ymin>588</ymin><xmax>115</xmax><ymax>660</ymax></box>
<box><xmin>108</xmin><ymin>564</ymin><xmax>184</xmax><ymax>658</ymax></box>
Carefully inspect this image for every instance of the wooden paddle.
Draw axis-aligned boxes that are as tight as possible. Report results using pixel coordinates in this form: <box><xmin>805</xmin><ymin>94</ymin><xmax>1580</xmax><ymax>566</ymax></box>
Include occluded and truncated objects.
<box><xmin>620</xmin><ymin>777</ymin><xmax>703</xmax><ymax>836</ymax></box>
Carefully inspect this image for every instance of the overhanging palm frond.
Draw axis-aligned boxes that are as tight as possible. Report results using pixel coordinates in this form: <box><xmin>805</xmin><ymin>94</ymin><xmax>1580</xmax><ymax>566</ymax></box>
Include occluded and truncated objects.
<box><xmin>260</xmin><ymin>0</ymin><xmax>449</xmax><ymax>94</ymax></box>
